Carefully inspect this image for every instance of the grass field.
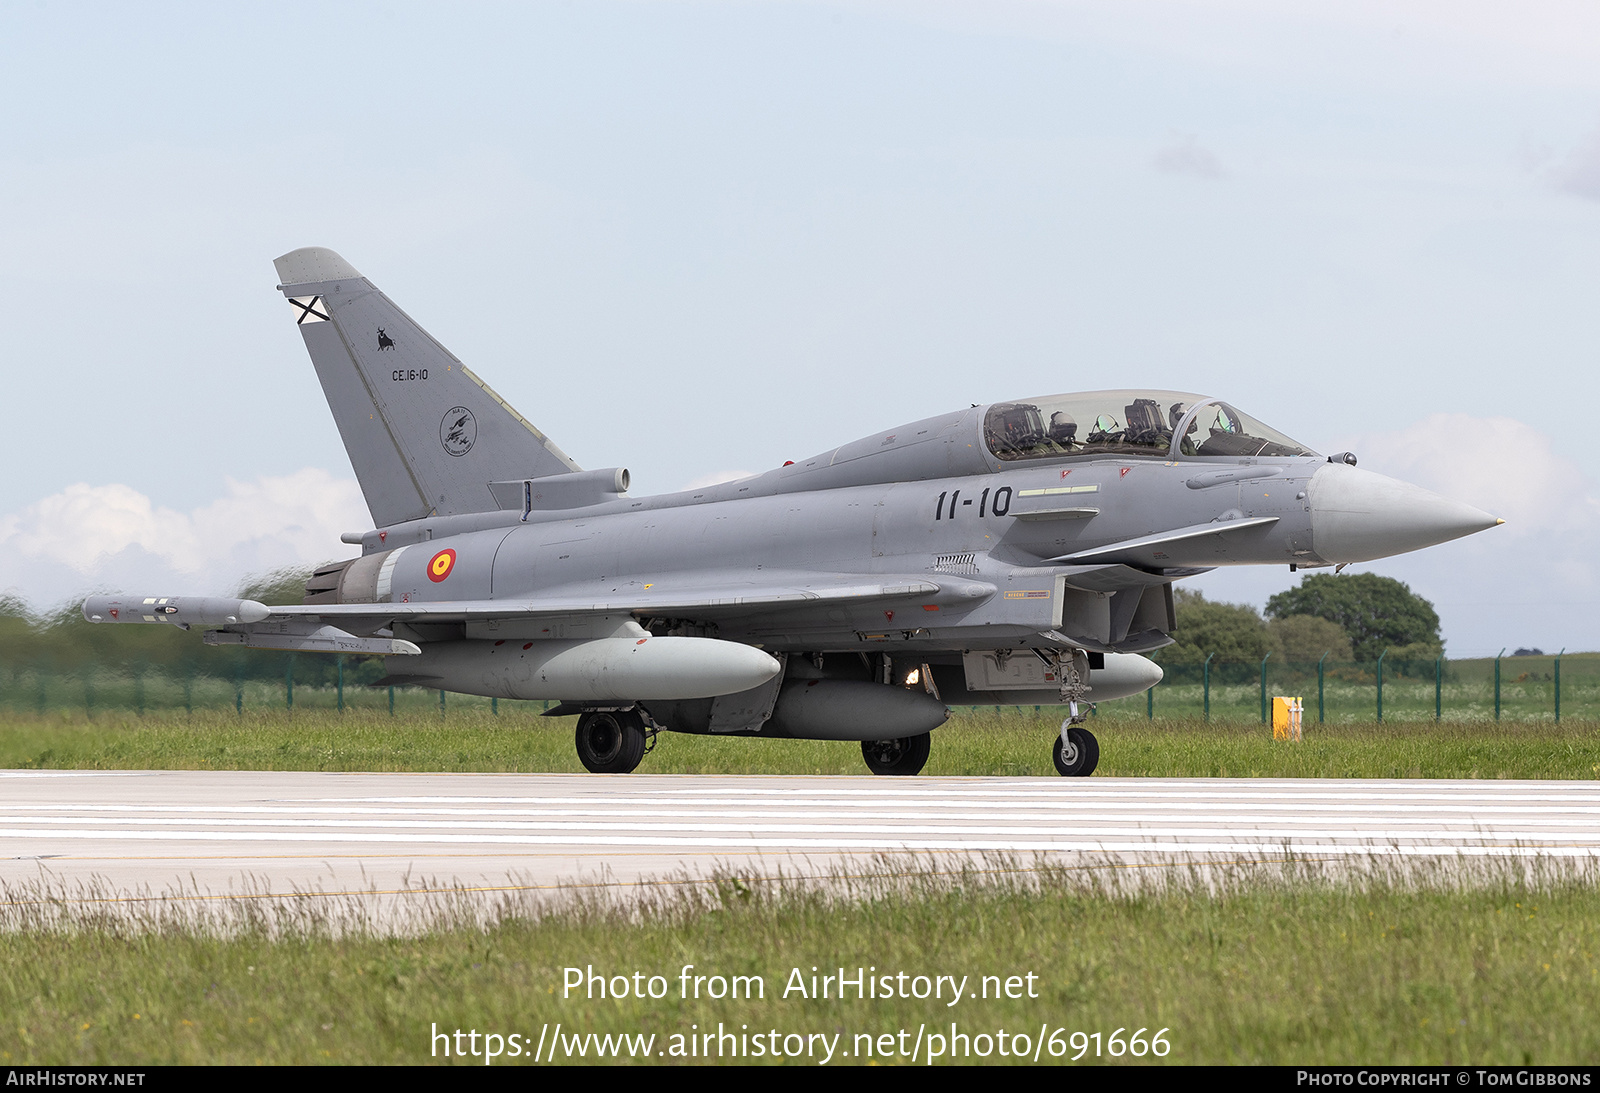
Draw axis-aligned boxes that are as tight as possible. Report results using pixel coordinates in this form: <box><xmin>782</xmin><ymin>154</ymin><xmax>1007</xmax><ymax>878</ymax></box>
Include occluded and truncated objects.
<box><xmin>1</xmin><ymin>707</ymin><xmax>1597</xmax><ymax>779</ymax></box>
<box><xmin>2</xmin><ymin>859</ymin><xmax>1597</xmax><ymax>1065</ymax></box>
<box><xmin>3</xmin><ymin>705</ymin><xmax>1597</xmax><ymax>1066</ymax></box>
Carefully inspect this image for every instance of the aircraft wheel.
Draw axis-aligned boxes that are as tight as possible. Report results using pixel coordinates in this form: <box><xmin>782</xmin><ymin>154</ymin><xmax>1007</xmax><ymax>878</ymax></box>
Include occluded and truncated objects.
<box><xmin>861</xmin><ymin>733</ymin><xmax>931</xmax><ymax>776</ymax></box>
<box><xmin>1052</xmin><ymin>726</ymin><xmax>1100</xmax><ymax>777</ymax></box>
<box><xmin>575</xmin><ymin>709</ymin><xmax>648</xmax><ymax>774</ymax></box>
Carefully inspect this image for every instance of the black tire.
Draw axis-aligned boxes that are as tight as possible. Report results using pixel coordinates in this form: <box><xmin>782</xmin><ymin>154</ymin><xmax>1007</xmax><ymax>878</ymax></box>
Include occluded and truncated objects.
<box><xmin>861</xmin><ymin>733</ymin><xmax>931</xmax><ymax>776</ymax></box>
<box><xmin>575</xmin><ymin>709</ymin><xmax>648</xmax><ymax>774</ymax></box>
<box><xmin>1052</xmin><ymin>726</ymin><xmax>1100</xmax><ymax>777</ymax></box>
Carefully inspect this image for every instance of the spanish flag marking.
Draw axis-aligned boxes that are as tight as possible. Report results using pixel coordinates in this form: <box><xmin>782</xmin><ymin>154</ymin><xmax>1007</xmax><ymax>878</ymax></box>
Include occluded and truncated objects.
<box><xmin>427</xmin><ymin>548</ymin><xmax>457</xmax><ymax>583</ymax></box>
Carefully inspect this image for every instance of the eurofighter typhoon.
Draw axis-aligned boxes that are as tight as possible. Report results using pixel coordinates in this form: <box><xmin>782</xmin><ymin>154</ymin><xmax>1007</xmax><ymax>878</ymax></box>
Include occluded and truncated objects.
<box><xmin>83</xmin><ymin>248</ymin><xmax>1503</xmax><ymax>776</ymax></box>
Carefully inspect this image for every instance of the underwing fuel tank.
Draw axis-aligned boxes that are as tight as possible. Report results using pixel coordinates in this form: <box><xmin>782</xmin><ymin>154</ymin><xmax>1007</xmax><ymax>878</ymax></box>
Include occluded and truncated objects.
<box><xmin>762</xmin><ymin>680</ymin><xmax>950</xmax><ymax>741</ymax></box>
<box><xmin>400</xmin><ymin>637</ymin><xmax>781</xmax><ymax>702</ymax></box>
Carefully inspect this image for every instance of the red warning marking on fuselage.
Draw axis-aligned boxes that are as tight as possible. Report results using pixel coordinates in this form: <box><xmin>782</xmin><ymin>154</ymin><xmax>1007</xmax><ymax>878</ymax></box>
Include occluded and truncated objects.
<box><xmin>427</xmin><ymin>548</ymin><xmax>457</xmax><ymax>582</ymax></box>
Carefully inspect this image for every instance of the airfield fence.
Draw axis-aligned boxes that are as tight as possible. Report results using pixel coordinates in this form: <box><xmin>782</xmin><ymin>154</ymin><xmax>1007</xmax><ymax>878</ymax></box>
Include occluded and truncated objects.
<box><xmin>0</xmin><ymin>654</ymin><xmax>538</xmax><ymax>719</ymax></box>
<box><xmin>1092</xmin><ymin>651</ymin><xmax>1600</xmax><ymax>725</ymax></box>
<box><xmin>0</xmin><ymin>650</ymin><xmax>1595</xmax><ymax>724</ymax></box>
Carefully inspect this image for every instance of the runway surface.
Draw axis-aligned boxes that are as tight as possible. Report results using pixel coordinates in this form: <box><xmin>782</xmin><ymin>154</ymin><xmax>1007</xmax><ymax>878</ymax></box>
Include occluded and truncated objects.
<box><xmin>3</xmin><ymin>770</ymin><xmax>1598</xmax><ymax>920</ymax></box>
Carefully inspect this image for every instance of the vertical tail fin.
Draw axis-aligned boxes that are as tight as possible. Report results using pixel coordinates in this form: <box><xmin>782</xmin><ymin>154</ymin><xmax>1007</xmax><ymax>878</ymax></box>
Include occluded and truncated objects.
<box><xmin>273</xmin><ymin>247</ymin><xmax>579</xmax><ymax>527</ymax></box>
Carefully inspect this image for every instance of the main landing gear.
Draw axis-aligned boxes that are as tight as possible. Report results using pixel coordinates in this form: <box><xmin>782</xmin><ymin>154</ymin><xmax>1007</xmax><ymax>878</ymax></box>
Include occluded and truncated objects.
<box><xmin>861</xmin><ymin>733</ymin><xmax>931</xmax><ymax>776</ymax></box>
<box><xmin>1052</xmin><ymin>723</ymin><xmax>1099</xmax><ymax>777</ymax></box>
<box><xmin>574</xmin><ymin>709</ymin><xmax>653</xmax><ymax>774</ymax></box>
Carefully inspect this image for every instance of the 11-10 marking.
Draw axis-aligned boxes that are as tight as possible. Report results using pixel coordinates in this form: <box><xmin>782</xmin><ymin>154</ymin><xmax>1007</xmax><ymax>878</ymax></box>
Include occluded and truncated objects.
<box><xmin>935</xmin><ymin>486</ymin><xmax>1011</xmax><ymax>520</ymax></box>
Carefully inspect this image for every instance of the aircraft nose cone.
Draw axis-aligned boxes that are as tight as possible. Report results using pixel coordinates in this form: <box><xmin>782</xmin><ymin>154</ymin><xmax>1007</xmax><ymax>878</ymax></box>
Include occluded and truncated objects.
<box><xmin>1308</xmin><ymin>463</ymin><xmax>1501</xmax><ymax>564</ymax></box>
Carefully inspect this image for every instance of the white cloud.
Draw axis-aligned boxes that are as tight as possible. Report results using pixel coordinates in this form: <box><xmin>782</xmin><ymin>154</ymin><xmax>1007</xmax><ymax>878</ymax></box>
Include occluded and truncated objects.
<box><xmin>0</xmin><ymin>470</ymin><xmax>367</xmax><ymax>611</ymax></box>
<box><xmin>1152</xmin><ymin>133</ymin><xmax>1225</xmax><ymax>179</ymax></box>
<box><xmin>1555</xmin><ymin>123</ymin><xmax>1600</xmax><ymax>200</ymax></box>
<box><xmin>681</xmin><ymin>470</ymin><xmax>759</xmax><ymax>491</ymax></box>
<box><xmin>876</xmin><ymin>1</ymin><xmax>1600</xmax><ymax>94</ymax></box>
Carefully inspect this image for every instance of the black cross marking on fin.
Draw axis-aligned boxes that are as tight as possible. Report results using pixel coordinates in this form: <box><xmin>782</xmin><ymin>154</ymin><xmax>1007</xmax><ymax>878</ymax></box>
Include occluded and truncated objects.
<box><xmin>289</xmin><ymin>295</ymin><xmax>330</xmax><ymax>324</ymax></box>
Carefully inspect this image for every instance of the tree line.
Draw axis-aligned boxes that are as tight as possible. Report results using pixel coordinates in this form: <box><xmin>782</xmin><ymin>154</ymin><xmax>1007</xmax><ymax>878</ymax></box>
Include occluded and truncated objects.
<box><xmin>1160</xmin><ymin>573</ymin><xmax>1444</xmax><ymax>668</ymax></box>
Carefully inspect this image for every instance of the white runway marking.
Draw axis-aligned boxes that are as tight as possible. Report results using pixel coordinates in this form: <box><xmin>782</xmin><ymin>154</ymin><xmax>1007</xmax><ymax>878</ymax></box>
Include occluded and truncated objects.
<box><xmin>1</xmin><ymin>772</ymin><xmax>1596</xmax><ymax>914</ymax></box>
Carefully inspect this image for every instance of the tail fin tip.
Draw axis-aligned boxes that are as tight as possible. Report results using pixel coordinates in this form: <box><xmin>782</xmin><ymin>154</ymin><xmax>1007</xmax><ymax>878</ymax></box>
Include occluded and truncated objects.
<box><xmin>274</xmin><ymin>247</ymin><xmax>363</xmax><ymax>287</ymax></box>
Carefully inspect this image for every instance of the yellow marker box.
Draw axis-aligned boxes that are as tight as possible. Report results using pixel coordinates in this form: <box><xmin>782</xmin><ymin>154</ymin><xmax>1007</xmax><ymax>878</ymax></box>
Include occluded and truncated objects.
<box><xmin>1272</xmin><ymin>696</ymin><xmax>1304</xmax><ymax>741</ymax></box>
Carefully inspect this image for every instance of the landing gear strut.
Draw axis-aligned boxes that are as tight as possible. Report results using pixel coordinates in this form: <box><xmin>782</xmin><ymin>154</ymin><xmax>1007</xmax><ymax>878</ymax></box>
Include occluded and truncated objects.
<box><xmin>1052</xmin><ymin>724</ymin><xmax>1099</xmax><ymax>777</ymax></box>
<box><xmin>1051</xmin><ymin>647</ymin><xmax>1098</xmax><ymax>776</ymax></box>
<box><xmin>575</xmin><ymin>709</ymin><xmax>651</xmax><ymax>774</ymax></box>
<box><xmin>1043</xmin><ymin>649</ymin><xmax>1094</xmax><ymax>777</ymax></box>
<box><xmin>861</xmin><ymin>733</ymin><xmax>931</xmax><ymax>776</ymax></box>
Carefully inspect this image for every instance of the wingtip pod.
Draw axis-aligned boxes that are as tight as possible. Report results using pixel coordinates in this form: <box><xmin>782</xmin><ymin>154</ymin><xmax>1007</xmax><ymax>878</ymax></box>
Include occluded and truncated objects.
<box><xmin>82</xmin><ymin>596</ymin><xmax>270</xmax><ymax>626</ymax></box>
<box><xmin>273</xmin><ymin>247</ymin><xmax>364</xmax><ymax>287</ymax></box>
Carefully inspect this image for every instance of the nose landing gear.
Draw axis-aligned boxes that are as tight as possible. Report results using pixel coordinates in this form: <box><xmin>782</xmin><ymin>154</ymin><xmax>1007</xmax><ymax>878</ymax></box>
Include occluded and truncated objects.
<box><xmin>1052</xmin><ymin>723</ymin><xmax>1099</xmax><ymax>777</ymax></box>
<box><xmin>1049</xmin><ymin>646</ymin><xmax>1099</xmax><ymax>776</ymax></box>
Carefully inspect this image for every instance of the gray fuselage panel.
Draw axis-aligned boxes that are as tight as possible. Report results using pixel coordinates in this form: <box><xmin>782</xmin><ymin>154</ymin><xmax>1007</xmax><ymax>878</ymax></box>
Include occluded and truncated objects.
<box><xmin>365</xmin><ymin>456</ymin><xmax>1319</xmax><ymax>652</ymax></box>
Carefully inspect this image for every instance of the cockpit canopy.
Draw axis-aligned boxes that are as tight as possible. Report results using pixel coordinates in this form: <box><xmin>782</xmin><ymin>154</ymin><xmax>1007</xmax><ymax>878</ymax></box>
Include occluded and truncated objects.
<box><xmin>983</xmin><ymin>390</ymin><xmax>1317</xmax><ymax>463</ymax></box>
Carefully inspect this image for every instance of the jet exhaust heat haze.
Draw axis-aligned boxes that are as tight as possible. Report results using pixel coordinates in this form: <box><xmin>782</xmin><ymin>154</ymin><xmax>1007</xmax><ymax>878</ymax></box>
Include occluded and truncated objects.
<box><xmin>81</xmin><ymin>249</ymin><xmax>1502</xmax><ymax>776</ymax></box>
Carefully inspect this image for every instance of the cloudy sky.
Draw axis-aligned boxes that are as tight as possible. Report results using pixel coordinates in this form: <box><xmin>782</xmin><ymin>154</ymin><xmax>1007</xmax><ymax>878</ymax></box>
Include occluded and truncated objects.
<box><xmin>3</xmin><ymin>1</ymin><xmax>1599</xmax><ymax>655</ymax></box>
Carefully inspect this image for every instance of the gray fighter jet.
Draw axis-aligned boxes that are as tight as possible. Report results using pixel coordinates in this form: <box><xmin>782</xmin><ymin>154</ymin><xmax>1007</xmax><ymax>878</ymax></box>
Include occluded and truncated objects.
<box><xmin>83</xmin><ymin>248</ymin><xmax>1502</xmax><ymax>776</ymax></box>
